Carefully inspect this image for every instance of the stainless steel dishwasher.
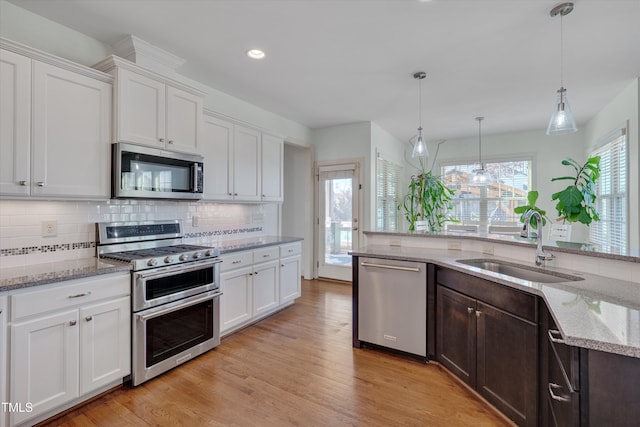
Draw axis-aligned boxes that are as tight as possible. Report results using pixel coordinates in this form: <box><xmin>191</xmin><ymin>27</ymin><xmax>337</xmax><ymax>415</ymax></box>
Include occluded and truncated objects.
<box><xmin>358</xmin><ymin>257</ymin><xmax>427</xmax><ymax>357</ymax></box>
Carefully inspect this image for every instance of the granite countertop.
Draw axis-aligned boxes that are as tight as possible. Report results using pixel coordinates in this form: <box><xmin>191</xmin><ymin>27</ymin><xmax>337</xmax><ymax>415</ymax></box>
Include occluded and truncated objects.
<box><xmin>0</xmin><ymin>236</ymin><xmax>303</xmax><ymax>291</ymax></box>
<box><xmin>363</xmin><ymin>230</ymin><xmax>640</xmax><ymax>263</ymax></box>
<box><xmin>185</xmin><ymin>235</ymin><xmax>304</xmax><ymax>254</ymax></box>
<box><xmin>0</xmin><ymin>258</ymin><xmax>132</xmax><ymax>292</ymax></box>
<box><xmin>351</xmin><ymin>245</ymin><xmax>640</xmax><ymax>359</ymax></box>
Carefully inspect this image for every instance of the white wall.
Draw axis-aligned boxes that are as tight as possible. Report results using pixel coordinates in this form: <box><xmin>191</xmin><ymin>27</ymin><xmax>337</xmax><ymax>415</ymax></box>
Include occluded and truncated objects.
<box><xmin>282</xmin><ymin>144</ymin><xmax>313</xmax><ymax>279</ymax></box>
<box><xmin>584</xmin><ymin>78</ymin><xmax>639</xmax><ymax>252</ymax></box>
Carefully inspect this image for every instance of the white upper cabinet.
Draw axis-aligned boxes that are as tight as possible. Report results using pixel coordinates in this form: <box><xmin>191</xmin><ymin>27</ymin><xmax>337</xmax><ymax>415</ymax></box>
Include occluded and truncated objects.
<box><xmin>202</xmin><ymin>113</ymin><xmax>233</xmax><ymax>200</ymax></box>
<box><xmin>201</xmin><ymin>111</ymin><xmax>284</xmax><ymax>203</ymax></box>
<box><xmin>0</xmin><ymin>41</ymin><xmax>112</xmax><ymax>199</ymax></box>
<box><xmin>260</xmin><ymin>133</ymin><xmax>284</xmax><ymax>202</ymax></box>
<box><xmin>0</xmin><ymin>48</ymin><xmax>31</xmax><ymax>196</ymax></box>
<box><xmin>233</xmin><ymin>125</ymin><xmax>261</xmax><ymax>201</ymax></box>
<box><xmin>95</xmin><ymin>56</ymin><xmax>204</xmax><ymax>154</ymax></box>
<box><xmin>115</xmin><ymin>68</ymin><xmax>165</xmax><ymax>148</ymax></box>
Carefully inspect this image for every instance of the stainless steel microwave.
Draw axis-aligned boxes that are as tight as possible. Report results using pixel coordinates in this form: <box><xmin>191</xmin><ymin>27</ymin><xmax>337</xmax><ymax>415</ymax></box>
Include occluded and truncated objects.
<box><xmin>112</xmin><ymin>143</ymin><xmax>204</xmax><ymax>200</ymax></box>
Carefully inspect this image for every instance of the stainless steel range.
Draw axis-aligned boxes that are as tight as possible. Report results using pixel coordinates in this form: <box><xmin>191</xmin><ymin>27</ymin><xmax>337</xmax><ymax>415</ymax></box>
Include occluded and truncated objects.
<box><xmin>96</xmin><ymin>220</ymin><xmax>222</xmax><ymax>386</ymax></box>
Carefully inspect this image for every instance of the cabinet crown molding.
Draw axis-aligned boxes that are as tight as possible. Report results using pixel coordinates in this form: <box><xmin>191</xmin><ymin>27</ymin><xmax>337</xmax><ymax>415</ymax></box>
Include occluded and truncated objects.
<box><xmin>93</xmin><ymin>55</ymin><xmax>206</xmax><ymax>98</ymax></box>
<box><xmin>0</xmin><ymin>37</ymin><xmax>113</xmax><ymax>83</ymax></box>
<box><xmin>112</xmin><ymin>35</ymin><xmax>186</xmax><ymax>79</ymax></box>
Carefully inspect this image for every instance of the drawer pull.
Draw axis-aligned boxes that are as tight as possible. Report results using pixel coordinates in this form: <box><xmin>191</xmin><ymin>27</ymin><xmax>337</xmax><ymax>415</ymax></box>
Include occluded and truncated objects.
<box><xmin>232</xmin><ymin>260</ymin><xmax>242</xmax><ymax>264</ymax></box>
<box><xmin>68</xmin><ymin>292</ymin><xmax>91</xmax><ymax>299</ymax></box>
<box><xmin>69</xmin><ymin>320</ymin><xmax>77</xmax><ymax>326</ymax></box>
<box><xmin>288</xmin><ymin>249</ymin><xmax>294</xmax><ymax>253</ymax></box>
<box><xmin>360</xmin><ymin>262</ymin><xmax>421</xmax><ymax>272</ymax></box>
<box><xmin>467</xmin><ymin>307</ymin><xmax>474</xmax><ymax>314</ymax></box>
<box><xmin>85</xmin><ymin>316</ymin><xmax>93</xmax><ymax>322</ymax></box>
<box><xmin>262</xmin><ymin>254</ymin><xmax>270</xmax><ymax>258</ymax></box>
<box><xmin>475</xmin><ymin>310</ymin><xmax>482</xmax><ymax>318</ymax></box>
<box><xmin>548</xmin><ymin>383</ymin><xmax>571</xmax><ymax>402</ymax></box>
<box><xmin>548</xmin><ymin>329</ymin><xmax>565</xmax><ymax>344</ymax></box>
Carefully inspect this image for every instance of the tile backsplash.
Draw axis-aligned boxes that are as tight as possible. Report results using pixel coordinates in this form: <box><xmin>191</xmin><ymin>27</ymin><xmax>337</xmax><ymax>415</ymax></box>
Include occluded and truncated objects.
<box><xmin>0</xmin><ymin>199</ymin><xmax>278</xmax><ymax>268</ymax></box>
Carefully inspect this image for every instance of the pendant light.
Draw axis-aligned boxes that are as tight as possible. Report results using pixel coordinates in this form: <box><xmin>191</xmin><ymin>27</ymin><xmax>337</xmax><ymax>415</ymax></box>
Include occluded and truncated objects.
<box><xmin>411</xmin><ymin>71</ymin><xmax>429</xmax><ymax>158</ymax></box>
<box><xmin>468</xmin><ymin>117</ymin><xmax>492</xmax><ymax>187</ymax></box>
<box><xmin>547</xmin><ymin>2</ymin><xmax>577</xmax><ymax>135</ymax></box>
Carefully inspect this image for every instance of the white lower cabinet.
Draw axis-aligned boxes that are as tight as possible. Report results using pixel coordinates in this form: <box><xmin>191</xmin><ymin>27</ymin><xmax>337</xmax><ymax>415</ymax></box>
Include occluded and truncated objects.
<box><xmin>8</xmin><ymin>273</ymin><xmax>130</xmax><ymax>426</ymax></box>
<box><xmin>220</xmin><ymin>242</ymin><xmax>301</xmax><ymax>336</ymax></box>
<box><xmin>252</xmin><ymin>260</ymin><xmax>279</xmax><ymax>316</ymax></box>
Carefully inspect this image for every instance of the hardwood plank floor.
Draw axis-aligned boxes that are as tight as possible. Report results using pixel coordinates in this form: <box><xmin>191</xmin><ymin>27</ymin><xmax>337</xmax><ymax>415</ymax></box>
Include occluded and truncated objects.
<box><xmin>42</xmin><ymin>279</ymin><xmax>511</xmax><ymax>427</ymax></box>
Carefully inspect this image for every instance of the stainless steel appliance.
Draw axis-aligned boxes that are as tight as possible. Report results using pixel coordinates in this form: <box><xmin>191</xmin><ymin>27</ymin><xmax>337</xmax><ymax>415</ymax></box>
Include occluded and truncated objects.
<box><xmin>358</xmin><ymin>258</ymin><xmax>427</xmax><ymax>357</ymax></box>
<box><xmin>112</xmin><ymin>142</ymin><xmax>204</xmax><ymax>200</ymax></box>
<box><xmin>96</xmin><ymin>220</ymin><xmax>221</xmax><ymax>386</ymax></box>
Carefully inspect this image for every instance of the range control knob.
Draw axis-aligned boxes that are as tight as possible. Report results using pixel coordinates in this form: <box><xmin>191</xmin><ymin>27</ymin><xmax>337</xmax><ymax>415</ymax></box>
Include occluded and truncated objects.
<box><xmin>164</xmin><ymin>256</ymin><xmax>174</xmax><ymax>264</ymax></box>
<box><xmin>205</xmin><ymin>249</ymin><xmax>213</xmax><ymax>257</ymax></box>
<box><xmin>179</xmin><ymin>254</ymin><xmax>188</xmax><ymax>262</ymax></box>
<box><xmin>192</xmin><ymin>252</ymin><xmax>202</xmax><ymax>259</ymax></box>
<box><xmin>147</xmin><ymin>258</ymin><xmax>158</xmax><ymax>267</ymax></box>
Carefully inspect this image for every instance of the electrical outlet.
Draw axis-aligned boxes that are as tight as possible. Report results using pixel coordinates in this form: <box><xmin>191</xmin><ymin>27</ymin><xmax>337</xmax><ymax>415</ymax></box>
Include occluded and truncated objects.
<box><xmin>192</xmin><ymin>215</ymin><xmax>200</xmax><ymax>227</ymax></box>
<box><xmin>448</xmin><ymin>240</ymin><xmax>462</xmax><ymax>250</ymax></box>
<box><xmin>42</xmin><ymin>220</ymin><xmax>57</xmax><ymax>237</ymax></box>
<box><xmin>482</xmin><ymin>245</ymin><xmax>495</xmax><ymax>255</ymax></box>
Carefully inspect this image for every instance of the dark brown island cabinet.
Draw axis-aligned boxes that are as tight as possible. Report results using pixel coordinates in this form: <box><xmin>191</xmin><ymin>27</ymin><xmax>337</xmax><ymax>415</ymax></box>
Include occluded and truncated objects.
<box><xmin>436</xmin><ymin>267</ymin><xmax>539</xmax><ymax>427</ymax></box>
<box><xmin>353</xmin><ymin>260</ymin><xmax>640</xmax><ymax>427</ymax></box>
<box><xmin>539</xmin><ymin>303</ymin><xmax>640</xmax><ymax>427</ymax></box>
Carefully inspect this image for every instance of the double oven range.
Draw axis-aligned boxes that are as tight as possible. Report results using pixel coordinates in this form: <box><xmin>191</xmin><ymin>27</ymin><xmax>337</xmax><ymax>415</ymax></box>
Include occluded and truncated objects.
<box><xmin>96</xmin><ymin>220</ymin><xmax>221</xmax><ymax>386</ymax></box>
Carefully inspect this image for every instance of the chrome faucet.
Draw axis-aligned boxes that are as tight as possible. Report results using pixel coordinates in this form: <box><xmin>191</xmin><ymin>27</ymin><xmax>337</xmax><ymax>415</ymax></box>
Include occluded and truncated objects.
<box><xmin>521</xmin><ymin>210</ymin><xmax>555</xmax><ymax>266</ymax></box>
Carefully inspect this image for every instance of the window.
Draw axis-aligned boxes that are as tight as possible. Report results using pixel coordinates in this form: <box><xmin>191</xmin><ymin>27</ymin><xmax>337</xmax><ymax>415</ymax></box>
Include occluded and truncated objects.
<box><xmin>589</xmin><ymin>129</ymin><xmax>628</xmax><ymax>254</ymax></box>
<box><xmin>376</xmin><ymin>154</ymin><xmax>402</xmax><ymax>231</ymax></box>
<box><xmin>441</xmin><ymin>159</ymin><xmax>532</xmax><ymax>230</ymax></box>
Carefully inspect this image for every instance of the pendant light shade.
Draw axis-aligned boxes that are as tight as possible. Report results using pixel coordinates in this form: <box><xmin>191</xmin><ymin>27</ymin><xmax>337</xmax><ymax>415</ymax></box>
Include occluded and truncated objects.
<box><xmin>547</xmin><ymin>3</ymin><xmax>577</xmax><ymax>135</ymax></box>
<box><xmin>411</xmin><ymin>72</ymin><xmax>429</xmax><ymax>158</ymax></box>
<box><xmin>468</xmin><ymin>117</ymin><xmax>492</xmax><ymax>187</ymax></box>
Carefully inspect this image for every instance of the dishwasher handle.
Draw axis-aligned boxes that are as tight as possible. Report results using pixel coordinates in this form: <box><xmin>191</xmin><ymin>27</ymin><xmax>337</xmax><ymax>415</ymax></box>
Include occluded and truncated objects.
<box><xmin>360</xmin><ymin>261</ymin><xmax>421</xmax><ymax>272</ymax></box>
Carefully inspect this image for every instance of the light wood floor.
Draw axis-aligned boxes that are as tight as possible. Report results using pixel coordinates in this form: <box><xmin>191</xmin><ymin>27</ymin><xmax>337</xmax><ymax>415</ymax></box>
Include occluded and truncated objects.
<box><xmin>42</xmin><ymin>279</ymin><xmax>511</xmax><ymax>426</ymax></box>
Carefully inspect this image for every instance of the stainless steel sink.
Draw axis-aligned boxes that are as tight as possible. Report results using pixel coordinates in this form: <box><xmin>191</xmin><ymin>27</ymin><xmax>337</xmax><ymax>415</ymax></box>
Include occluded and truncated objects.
<box><xmin>457</xmin><ymin>259</ymin><xmax>584</xmax><ymax>283</ymax></box>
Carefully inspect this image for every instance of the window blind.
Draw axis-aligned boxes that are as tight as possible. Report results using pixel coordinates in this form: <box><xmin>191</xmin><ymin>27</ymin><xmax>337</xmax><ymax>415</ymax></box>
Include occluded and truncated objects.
<box><xmin>376</xmin><ymin>155</ymin><xmax>402</xmax><ymax>231</ymax></box>
<box><xmin>589</xmin><ymin>129</ymin><xmax>628</xmax><ymax>254</ymax></box>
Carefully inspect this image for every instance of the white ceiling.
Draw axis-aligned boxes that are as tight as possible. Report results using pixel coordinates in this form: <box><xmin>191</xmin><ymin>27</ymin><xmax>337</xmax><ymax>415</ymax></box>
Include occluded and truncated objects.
<box><xmin>9</xmin><ymin>0</ymin><xmax>640</xmax><ymax>142</ymax></box>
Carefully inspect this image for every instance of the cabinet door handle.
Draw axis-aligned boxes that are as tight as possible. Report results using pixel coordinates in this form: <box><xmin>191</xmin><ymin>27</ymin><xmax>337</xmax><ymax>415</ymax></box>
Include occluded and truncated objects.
<box><xmin>36</xmin><ymin>181</ymin><xmax>45</xmax><ymax>187</ymax></box>
<box><xmin>69</xmin><ymin>320</ymin><xmax>77</xmax><ymax>326</ymax></box>
<box><xmin>19</xmin><ymin>180</ymin><xmax>28</xmax><ymax>186</ymax></box>
<box><xmin>475</xmin><ymin>310</ymin><xmax>482</xmax><ymax>318</ymax></box>
<box><xmin>168</xmin><ymin>140</ymin><xmax>174</xmax><ymax>144</ymax></box>
<box><xmin>85</xmin><ymin>316</ymin><xmax>93</xmax><ymax>322</ymax></box>
<box><xmin>548</xmin><ymin>329</ymin><xmax>565</xmax><ymax>344</ymax></box>
<box><xmin>228</xmin><ymin>192</ymin><xmax>233</xmax><ymax>196</ymax></box>
<box><xmin>360</xmin><ymin>262</ymin><xmax>421</xmax><ymax>272</ymax></box>
<box><xmin>159</xmin><ymin>138</ymin><xmax>166</xmax><ymax>143</ymax></box>
<box><xmin>68</xmin><ymin>292</ymin><xmax>91</xmax><ymax>299</ymax></box>
<box><xmin>548</xmin><ymin>383</ymin><xmax>571</xmax><ymax>402</ymax></box>
<box><xmin>254</xmin><ymin>271</ymin><xmax>259</xmax><ymax>275</ymax></box>
<box><xmin>234</xmin><ymin>193</ymin><xmax>238</xmax><ymax>196</ymax></box>
<box><xmin>467</xmin><ymin>307</ymin><xmax>474</xmax><ymax>314</ymax></box>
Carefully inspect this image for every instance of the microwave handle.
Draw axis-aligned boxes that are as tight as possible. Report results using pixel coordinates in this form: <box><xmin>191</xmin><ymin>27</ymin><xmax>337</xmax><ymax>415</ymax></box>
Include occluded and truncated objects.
<box><xmin>193</xmin><ymin>163</ymin><xmax>199</xmax><ymax>192</ymax></box>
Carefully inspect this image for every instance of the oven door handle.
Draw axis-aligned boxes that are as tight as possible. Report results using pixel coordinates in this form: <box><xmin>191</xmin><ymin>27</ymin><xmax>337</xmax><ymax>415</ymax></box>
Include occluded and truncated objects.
<box><xmin>135</xmin><ymin>291</ymin><xmax>223</xmax><ymax>322</ymax></box>
<box><xmin>135</xmin><ymin>258</ymin><xmax>221</xmax><ymax>281</ymax></box>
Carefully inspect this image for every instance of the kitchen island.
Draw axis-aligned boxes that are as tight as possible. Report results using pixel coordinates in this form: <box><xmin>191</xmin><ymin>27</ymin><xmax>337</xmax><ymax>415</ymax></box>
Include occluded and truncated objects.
<box><xmin>352</xmin><ymin>231</ymin><xmax>640</xmax><ymax>427</ymax></box>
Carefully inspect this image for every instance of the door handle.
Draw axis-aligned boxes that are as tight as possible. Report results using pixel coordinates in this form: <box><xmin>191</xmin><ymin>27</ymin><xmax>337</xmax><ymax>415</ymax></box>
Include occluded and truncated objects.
<box><xmin>360</xmin><ymin>262</ymin><xmax>420</xmax><ymax>272</ymax></box>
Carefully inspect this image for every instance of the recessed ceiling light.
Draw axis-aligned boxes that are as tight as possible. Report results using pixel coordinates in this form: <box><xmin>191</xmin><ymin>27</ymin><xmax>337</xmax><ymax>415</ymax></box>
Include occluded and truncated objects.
<box><xmin>246</xmin><ymin>49</ymin><xmax>265</xmax><ymax>59</ymax></box>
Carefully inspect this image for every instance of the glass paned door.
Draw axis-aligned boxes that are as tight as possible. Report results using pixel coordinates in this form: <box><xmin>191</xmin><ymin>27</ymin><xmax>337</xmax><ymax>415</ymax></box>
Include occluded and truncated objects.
<box><xmin>317</xmin><ymin>163</ymin><xmax>359</xmax><ymax>281</ymax></box>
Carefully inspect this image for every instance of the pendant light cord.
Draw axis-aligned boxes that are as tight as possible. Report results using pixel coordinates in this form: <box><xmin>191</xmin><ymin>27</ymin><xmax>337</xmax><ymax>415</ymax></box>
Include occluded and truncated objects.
<box><xmin>560</xmin><ymin>12</ymin><xmax>564</xmax><ymax>89</ymax></box>
<box><xmin>418</xmin><ymin>77</ymin><xmax>422</xmax><ymax>129</ymax></box>
<box><xmin>476</xmin><ymin>117</ymin><xmax>484</xmax><ymax>167</ymax></box>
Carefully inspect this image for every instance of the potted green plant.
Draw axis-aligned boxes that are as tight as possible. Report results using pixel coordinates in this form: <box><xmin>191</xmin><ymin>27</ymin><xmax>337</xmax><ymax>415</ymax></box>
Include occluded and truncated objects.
<box><xmin>514</xmin><ymin>190</ymin><xmax>549</xmax><ymax>233</ymax></box>
<box><xmin>551</xmin><ymin>156</ymin><xmax>601</xmax><ymax>227</ymax></box>
<box><xmin>399</xmin><ymin>160</ymin><xmax>455</xmax><ymax>232</ymax></box>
